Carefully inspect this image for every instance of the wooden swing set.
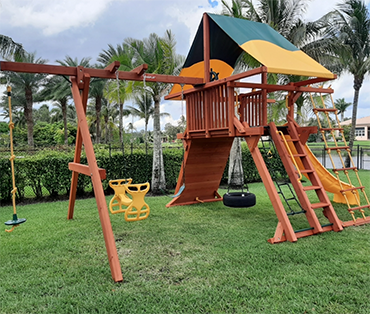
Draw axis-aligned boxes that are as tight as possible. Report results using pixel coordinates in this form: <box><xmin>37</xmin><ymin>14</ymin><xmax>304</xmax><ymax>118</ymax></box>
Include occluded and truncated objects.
<box><xmin>2</xmin><ymin>13</ymin><xmax>369</xmax><ymax>282</ymax></box>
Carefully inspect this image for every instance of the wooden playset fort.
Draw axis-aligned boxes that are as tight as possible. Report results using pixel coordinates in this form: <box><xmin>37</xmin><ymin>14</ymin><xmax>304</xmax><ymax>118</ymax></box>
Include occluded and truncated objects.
<box><xmin>2</xmin><ymin>13</ymin><xmax>369</xmax><ymax>282</ymax></box>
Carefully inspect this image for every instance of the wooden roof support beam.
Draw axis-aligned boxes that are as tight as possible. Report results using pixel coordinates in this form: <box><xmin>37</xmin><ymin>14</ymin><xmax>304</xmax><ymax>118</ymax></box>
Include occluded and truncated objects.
<box><xmin>293</xmin><ymin>75</ymin><xmax>337</xmax><ymax>87</ymax></box>
<box><xmin>203</xmin><ymin>12</ymin><xmax>210</xmax><ymax>83</ymax></box>
<box><xmin>230</xmin><ymin>81</ymin><xmax>334</xmax><ymax>94</ymax></box>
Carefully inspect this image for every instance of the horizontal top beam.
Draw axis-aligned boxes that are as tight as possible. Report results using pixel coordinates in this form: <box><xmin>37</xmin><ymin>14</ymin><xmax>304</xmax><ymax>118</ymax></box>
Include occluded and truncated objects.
<box><xmin>0</xmin><ymin>61</ymin><xmax>203</xmax><ymax>86</ymax></box>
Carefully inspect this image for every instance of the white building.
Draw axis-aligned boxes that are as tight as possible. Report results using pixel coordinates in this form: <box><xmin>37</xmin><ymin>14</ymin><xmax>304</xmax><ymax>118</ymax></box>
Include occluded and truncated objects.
<box><xmin>341</xmin><ymin>116</ymin><xmax>370</xmax><ymax>141</ymax></box>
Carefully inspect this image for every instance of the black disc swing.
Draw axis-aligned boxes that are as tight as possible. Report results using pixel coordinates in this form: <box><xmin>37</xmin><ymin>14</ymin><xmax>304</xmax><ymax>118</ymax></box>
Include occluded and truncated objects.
<box><xmin>223</xmin><ymin>139</ymin><xmax>256</xmax><ymax>208</ymax></box>
<box><xmin>4</xmin><ymin>85</ymin><xmax>26</xmax><ymax>232</ymax></box>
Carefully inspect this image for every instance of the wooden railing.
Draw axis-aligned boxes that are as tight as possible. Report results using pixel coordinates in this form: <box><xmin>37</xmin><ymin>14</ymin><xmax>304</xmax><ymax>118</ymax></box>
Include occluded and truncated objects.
<box><xmin>186</xmin><ymin>83</ymin><xmax>233</xmax><ymax>137</ymax></box>
<box><xmin>239</xmin><ymin>90</ymin><xmax>267</xmax><ymax>127</ymax></box>
<box><xmin>184</xmin><ymin>80</ymin><xmax>268</xmax><ymax>138</ymax></box>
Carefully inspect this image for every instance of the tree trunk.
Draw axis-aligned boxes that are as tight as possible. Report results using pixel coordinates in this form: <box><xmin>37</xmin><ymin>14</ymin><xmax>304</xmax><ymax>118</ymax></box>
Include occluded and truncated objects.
<box><xmin>151</xmin><ymin>97</ymin><xmax>166</xmax><ymax>194</ymax></box>
<box><xmin>104</xmin><ymin>116</ymin><xmax>109</xmax><ymax>144</ymax></box>
<box><xmin>119</xmin><ymin>102</ymin><xmax>123</xmax><ymax>143</ymax></box>
<box><xmin>228</xmin><ymin>137</ymin><xmax>244</xmax><ymax>188</ymax></box>
<box><xmin>345</xmin><ymin>76</ymin><xmax>363</xmax><ymax>167</ymax></box>
<box><xmin>95</xmin><ymin>96</ymin><xmax>102</xmax><ymax>144</ymax></box>
<box><xmin>62</xmin><ymin>99</ymin><xmax>68</xmax><ymax>145</ymax></box>
<box><xmin>295</xmin><ymin>96</ymin><xmax>304</xmax><ymax>126</ymax></box>
<box><xmin>145</xmin><ymin>120</ymin><xmax>148</xmax><ymax>155</ymax></box>
<box><xmin>24</xmin><ymin>87</ymin><xmax>34</xmax><ymax>148</ymax></box>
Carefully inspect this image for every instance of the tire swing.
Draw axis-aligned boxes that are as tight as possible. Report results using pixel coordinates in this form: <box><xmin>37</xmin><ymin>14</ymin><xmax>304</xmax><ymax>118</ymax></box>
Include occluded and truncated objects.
<box><xmin>223</xmin><ymin>139</ymin><xmax>256</xmax><ymax>208</ymax></box>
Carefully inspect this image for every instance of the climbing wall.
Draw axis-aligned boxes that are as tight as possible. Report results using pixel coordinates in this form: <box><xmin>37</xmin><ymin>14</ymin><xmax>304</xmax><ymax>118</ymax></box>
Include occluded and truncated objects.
<box><xmin>166</xmin><ymin>137</ymin><xmax>234</xmax><ymax>207</ymax></box>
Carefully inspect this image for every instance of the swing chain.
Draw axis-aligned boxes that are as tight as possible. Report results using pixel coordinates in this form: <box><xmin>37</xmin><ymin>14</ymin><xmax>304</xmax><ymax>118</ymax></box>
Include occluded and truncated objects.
<box><xmin>227</xmin><ymin>139</ymin><xmax>248</xmax><ymax>194</ymax></box>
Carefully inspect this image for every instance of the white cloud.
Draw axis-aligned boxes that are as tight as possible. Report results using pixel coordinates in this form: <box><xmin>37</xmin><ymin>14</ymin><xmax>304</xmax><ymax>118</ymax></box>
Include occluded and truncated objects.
<box><xmin>306</xmin><ymin>0</ymin><xmax>370</xmax><ymax>21</ymax></box>
<box><xmin>167</xmin><ymin>0</ymin><xmax>219</xmax><ymax>47</ymax></box>
<box><xmin>0</xmin><ymin>0</ymin><xmax>121</xmax><ymax>35</ymax></box>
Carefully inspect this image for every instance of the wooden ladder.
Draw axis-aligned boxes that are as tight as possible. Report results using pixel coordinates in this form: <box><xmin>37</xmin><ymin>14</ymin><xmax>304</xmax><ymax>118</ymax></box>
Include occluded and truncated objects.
<box><xmin>268</xmin><ymin>119</ymin><xmax>343</xmax><ymax>243</ymax></box>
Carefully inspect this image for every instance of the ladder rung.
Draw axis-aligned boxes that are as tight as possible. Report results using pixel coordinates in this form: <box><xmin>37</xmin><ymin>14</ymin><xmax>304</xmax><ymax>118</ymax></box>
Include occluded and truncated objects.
<box><xmin>340</xmin><ymin>186</ymin><xmax>364</xmax><ymax>193</ymax></box>
<box><xmin>285</xmin><ymin>197</ymin><xmax>296</xmax><ymax>201</ymax></box>
<box><xmin>348</xmin><ymin>204</ymin><xmax>370</xmax><ymax>211</ymax></box>
<box><xmin>283</xmin><ymin>138</ymin><xmax>299</xmax><ymax>142</ymax></box>
<box><xmin>303</xmin><ymin>185</ymin><xmax>321</xmax><ymax>191</ymax></box>
<box><xmin>320</xmin><ymin>128</ymin><xmax>343</xmax><ymax>131</ymax></box>
<box><xmin>287</xmin><ymin>210</ymin><xmax>306</xmax><ymax>216</ymax></box>
<box><xmin>294</xmin><ymin>227</ymin><xmax>314</xmax><ymax>233</ymax></box>
<box><xmin>333</xmin><ymin>167</ymin><xmax>357</xmax><ymax>172</ymax></box>
<box><xmin>325</xmin><ymin>146</ymin><xmax>349</xmax><ymax>151</ymax></box>
<box><xmin>311</xmin><ymin>202</ymin><xmax>330</xmax><ymax>209</ymax></box>
<box><xmin>299</xmin><ymin>169</ymin><xmax>314</xmax><ymax>174</ymax></box>
<box><xmin>314</xmin><ymin>108</ymin><xmax>337</xmax><ymax>112</ymax></box>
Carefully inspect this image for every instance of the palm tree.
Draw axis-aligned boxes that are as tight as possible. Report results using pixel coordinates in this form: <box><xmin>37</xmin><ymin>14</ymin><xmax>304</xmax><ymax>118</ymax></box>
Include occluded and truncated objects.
<box><xmin>334</xmin><ymin>98</ymin><xmax>352</xmax><ymax>121</ymax></box>
<box><xmin>12</xmin><ymin>110</ymin><xmax>26</xmax><ymax>129</ymax></box>
<box><xmin>34</xmin><ymin>104</ymin><xmax>51</xmax><ymax>123</ymax></box>
<box><xmin>3</xmin><ymin>52</ymin><xmax>47</xmax><ymax>148</ymax></box>
<box><xmin>98</xmin><ymin>43</ymin><xmax>135</xmax><ymax>143</ymax></box>
<box><xmin>0</xmin><ymin>34</ymin><xmax>24</xmax><ymax>59</ymax></box>
<box><xmin>104</xmin><ymin>79</ymin><xmax>130</xmax><ymax>143</ymax></box>
<box><xmin>89</xmin><ymin>64</ymin><xmax>106</xmax><ymax>144</ymax></box>
<box><xmin>42</xmin><ymin>56</ymin><xmax>91</xmax><ymax>145</ymax></box>
<box><xmin>86</xmin><ymin>102</ymin><xmax>97</xmax><ymax>141</ymax></box>
<box><xmin>127</xmin><ymin>90</ymin><xmax>170</xmax><ymax>153</ymax></box>
<box><xmin>327</xmin><ymin>0</ymin><xmax>370</xmax><ymax>166</ymax></box>
<box><xmin>221</xmin><ymin>0</ymin><xmax>245</xmax><ymax>18</ymax></box>
<box><xmin>126</xmin><ymin>31</ymin><xmax>184</xmax><ymax>194</ymax></box>
<box><xmin>100</xmin><ymin>100</ymin><xmax>119</xmax><ymax>144</ymax></box>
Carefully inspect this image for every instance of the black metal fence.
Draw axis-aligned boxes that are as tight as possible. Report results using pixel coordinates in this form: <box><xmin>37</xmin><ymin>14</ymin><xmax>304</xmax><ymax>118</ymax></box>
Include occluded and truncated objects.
<box><xmin>309</xmin><ymin>145</ymin><xmax>370</xmax><ymax>170</ymax></box>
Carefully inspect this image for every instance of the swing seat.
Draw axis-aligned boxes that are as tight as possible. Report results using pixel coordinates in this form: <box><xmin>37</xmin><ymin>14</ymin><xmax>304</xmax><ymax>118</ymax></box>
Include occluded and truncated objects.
<box><xmin>4</xmin><ymin>214</ymin><xmax>26</xmax><ymax>226</ymax></box>
<box><xmin>109</xmin><ymin>179</ymin><xmax>133</xmax><ymax>214</ymax></box>
<box><xmin>124</xmin><ymin>183</ymin><xmax>150</xmax><ymax>222</ymax></box>
<box><xmin>223</xmin><ymin>192</ymin><xmax>256</xmax><ymax>208</ymax></box>
<box><xmin>109</xmin><ymin>179</ymin><xmax>150</xmax><ymax>221</ymax></box>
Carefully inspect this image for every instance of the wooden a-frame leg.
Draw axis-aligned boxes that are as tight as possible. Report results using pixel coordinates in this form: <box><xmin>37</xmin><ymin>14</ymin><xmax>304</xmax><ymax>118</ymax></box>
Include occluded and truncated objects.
<box><xmin>70</xmin><ymin>77</ymin><xmax>123</xmax><ymax>282</ymax></box>
<box><xmin>268</xmin><ymin>222</ymin><xmax>287</xmax><ymax>244</ymax></box>
<box><xmin>245</xmin><ymin>135</ymin><xmax>297</xmax><ymax>243</ymax></box>
<box><xmin>67</xmin><ymin>75</ymin><xmax>90</xmax><ymax>220</ymax></box>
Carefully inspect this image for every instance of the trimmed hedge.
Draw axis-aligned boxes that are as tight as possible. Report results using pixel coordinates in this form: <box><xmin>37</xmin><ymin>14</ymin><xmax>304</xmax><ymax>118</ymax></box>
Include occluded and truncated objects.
<box><xmin>0</xmin><ymin>145</ymin><xmax>284</xmax><ymax>205</ymax></box>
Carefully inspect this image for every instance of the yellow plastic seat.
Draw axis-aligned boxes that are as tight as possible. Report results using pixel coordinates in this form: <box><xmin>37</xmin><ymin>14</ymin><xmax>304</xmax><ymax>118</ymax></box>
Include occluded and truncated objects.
<box><xmin>109</xmin><ymin>179</ymin><xmax>133</xmax><ymax>214</ymax></box>
<box><xmin>124</xmin><ymin>183</ymin><xmax>150</xmax><ymax>222</ymax></box>
<box><xmin>109</xmin><ymin>179</ymin><xmax>150</xmax><ymax>222</ymax></box>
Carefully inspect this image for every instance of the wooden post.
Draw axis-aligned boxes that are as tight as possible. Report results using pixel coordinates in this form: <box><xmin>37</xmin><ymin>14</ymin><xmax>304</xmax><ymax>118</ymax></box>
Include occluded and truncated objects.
<box><xmin>228</xmin><ymin>84</ymin><xmax>235</xmax><ymax>137</ymax></box>
<box><xmin>261</xmin><ymin>71</ymin><xmax>268</xmax><ymax>126</ymax></box>
<box><xmin>203</xmin><ymin>13</ymin><xmax>210</xmax><ymax>83</ymax></box>
<box><xmin>70</xmin><ymin>77</ymin><xmax>123</xmax><ymax>282</ymax></box>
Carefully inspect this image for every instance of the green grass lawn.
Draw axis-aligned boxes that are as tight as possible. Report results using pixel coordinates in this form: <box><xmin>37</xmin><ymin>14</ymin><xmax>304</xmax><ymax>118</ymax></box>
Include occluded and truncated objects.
<box><xmin>1</xmin><ymin>171</ymin><xmax>370</xmax><ymax>314</ymax></box>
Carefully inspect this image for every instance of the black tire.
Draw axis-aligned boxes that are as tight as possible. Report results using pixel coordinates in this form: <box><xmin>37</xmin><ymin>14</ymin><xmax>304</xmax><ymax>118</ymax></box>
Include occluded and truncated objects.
<box><xmin>223</xmin><ymin>192</ymin><xmax>256</xmax><ymax>208</ymax></box>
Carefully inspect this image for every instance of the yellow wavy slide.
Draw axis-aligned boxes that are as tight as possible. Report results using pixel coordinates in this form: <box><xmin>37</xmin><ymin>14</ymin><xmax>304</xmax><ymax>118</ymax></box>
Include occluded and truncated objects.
<box><xmin>286</xmin><ymin>141</ymin><xmax>359</xmax><ymax>205</ymax></box>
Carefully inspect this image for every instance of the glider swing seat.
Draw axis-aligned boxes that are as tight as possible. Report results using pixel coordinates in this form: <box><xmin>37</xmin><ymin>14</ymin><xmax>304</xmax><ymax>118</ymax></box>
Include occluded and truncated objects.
<box><xmin>109</xmin><ymin>179</ymin><xmax>150</xmax><ymax>222</ymax></box>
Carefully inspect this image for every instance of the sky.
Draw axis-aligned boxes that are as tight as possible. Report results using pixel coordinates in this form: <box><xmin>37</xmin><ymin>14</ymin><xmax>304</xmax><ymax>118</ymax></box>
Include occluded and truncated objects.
<box><xmin>1</xmin><ymin>0</ymin><xmax>370</xmax><ymax>130</ymax></box>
